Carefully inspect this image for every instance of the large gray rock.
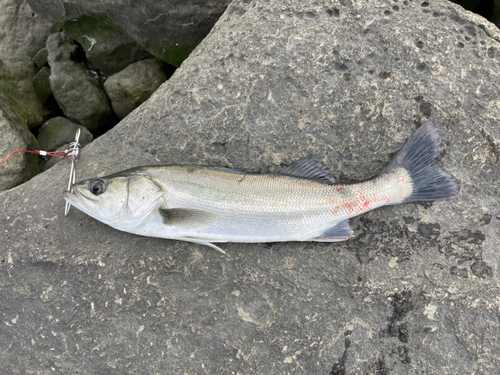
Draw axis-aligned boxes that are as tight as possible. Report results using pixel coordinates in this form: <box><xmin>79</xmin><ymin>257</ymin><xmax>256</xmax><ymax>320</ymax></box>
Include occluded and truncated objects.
<box><xmin>0</xmin><ymin>93</ymin><xmax>38</xmax><ymax>190</ymax></box>
<box><xmin>27</xmin><ymin>0</ymin><xmax>232</xmax><ymax>69</ymax></box>
<box><xmin>46</xmin><ymin>32</ymin><xmax>114</xmax><ymax>132</ymax></box>
<box><xmin>1</xmin><ymin>0</ymin><xmax>500</xmax><ymax>373</ymax></box>
<box><xmin>103</xmin><ymin>58</ymin><xmax>167</xmax><ymax>119</ymax></box>
<box><xmin>62</xmin><ymin>14</ymin><xmax>152</xmax><ymax>76</ymax></box>
<box><xmin>0</xmin><ymin>0</ymin><xmax>57</xmax><ymax>128</ymax></box>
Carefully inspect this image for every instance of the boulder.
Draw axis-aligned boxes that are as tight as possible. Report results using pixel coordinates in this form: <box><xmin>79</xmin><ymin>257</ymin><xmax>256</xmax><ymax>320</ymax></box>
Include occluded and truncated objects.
<box><xmin>0</xmin><ymin>93</ymin><xmax>38</xmax><ymax>190</ymax></box>
<box><xmin>32</xmin><ymin>66</ymin><xmax>52</xmax><ymax>104</ymax></box>
<box><xmin>27</xmin><ymin>0</ymin><xmax>232</xmax><ymax>68</ymax></box>
<box><xmin>0</xmin><ymin>0</ymin><xmax>58</xmax><ymax>128</ymax></box>
<box><xmin>46</xmin><ymin>32</ymin><xmax>115</xmax><ymax>132</ymax></box>
<box><xmin>1</xmin><ymin>0</ymin><xmax>500</xmax><ymax>373</ymax></box>
<box><xmin>103</xmin><ymin>58</ymin><xmax>167</xmax><ymax>119</ymax></box>
<box><xmin>32</xmin><ymin>47</ymin><xmax>48</xmax><ymax>69</ymax></box>
<box><xmin>62</xmin><ymin>14</ymin><xmax>152</xmax><ymax>76</ymax></box>
<box><xmin>37</xmin><ymin>116</ymin><xmax>92</xmax><ymax>151</ymax></box>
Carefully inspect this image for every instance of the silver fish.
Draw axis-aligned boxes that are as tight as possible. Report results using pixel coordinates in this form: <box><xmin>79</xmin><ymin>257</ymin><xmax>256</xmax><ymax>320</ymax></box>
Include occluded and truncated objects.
<box><xmin>64</xmin><ymin>122</ymin><xmax>459</xmax><ymax>253</ymax></box>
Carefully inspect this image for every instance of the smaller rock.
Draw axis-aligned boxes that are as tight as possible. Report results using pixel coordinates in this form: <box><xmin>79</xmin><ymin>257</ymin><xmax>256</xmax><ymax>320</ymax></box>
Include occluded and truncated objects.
<box><xmin>33</xmin><ymin>47</ymin><xmax>49</xmax><ymax>69</ymax></box>
<box><xmin>37</xmin><ymin>117</ymin><xmax>93</xmax><ymax>151</ymax></box>
<box><xmin>47</xmin><ymin>32</ymin><xmax>115</xmax><ymax>132</ymax></box>
<box><xmin>32</xmin><ymin>67</ymin><xmax>52</xmax><ymax>104</ymax></box>
<box><xmin>103</xmin><ymin>58</ymin><xmax>167</xmax><ymax>119</ymax></box>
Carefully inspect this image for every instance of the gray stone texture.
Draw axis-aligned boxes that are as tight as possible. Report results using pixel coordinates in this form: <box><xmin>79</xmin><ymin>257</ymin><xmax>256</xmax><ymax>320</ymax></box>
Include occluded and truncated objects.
<box><xmin>32</xmin><ymin>47</ymin><xmax>48</xmax><ymax>69</ymax></box>
<box><xmin>37</xmin><ymin>116</ymin><xmax>93</xmax><ymax>151</ymax></box>
<box><xmin>0</xmin><ymin>93</ymin><xmax>38</xmax><ymax>190</ymax></box>
<box><xmin>62</xmin><ymin>14</ymin><xmax>153</xmax><ymax>76</ymax></box>
<box><xmin>1</xmin><ymin>0</ymin><xmax>500</xmax><ymax>374</ymax></box>
<box><xmin>46</xmin><ymin>32</ymin><xmax>114</xmax><ymax>132</ymax></box>
<box><xmin>0</xmin><ymin>0</ymin><xmax>57</xmax><ymax>128</ymax></box>
<box><xmin>103</xmin><ymin>58</ymin><xmax>167</xmax><ymax>119</ymax></box>
<box><xmin>32</xmin><ymin>66</ymin><xmax>52</xmax><ymax>104</ymax></box>
<box><xmin>27</xmin><ymin>0</ymin><xmax>233</xmax><ymax>69</ymax></box>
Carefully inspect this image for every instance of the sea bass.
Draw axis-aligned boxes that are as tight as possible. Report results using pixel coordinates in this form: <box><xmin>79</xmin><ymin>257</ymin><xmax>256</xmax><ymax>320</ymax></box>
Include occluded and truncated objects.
<box><xmin>64</xmin><ymin>122</ymin><xmax>459</xmax><ymax>253</ymax></box>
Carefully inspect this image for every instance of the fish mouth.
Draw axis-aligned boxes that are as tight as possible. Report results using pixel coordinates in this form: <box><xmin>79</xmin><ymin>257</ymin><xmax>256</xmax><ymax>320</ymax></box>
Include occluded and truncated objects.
<box><xmin>63</xmin><ymin>189</ymin><xmax>97</xmax><ymax>219</ymax></box>
<box><xmin>63</xmin><ymin>189</ymin><xmax>89</xmax><ymax>213</ymax></box>
<box><xmin>63</xmin><ymin>190</ymin><xmax>79</xmax><ymax>206</ymax></box>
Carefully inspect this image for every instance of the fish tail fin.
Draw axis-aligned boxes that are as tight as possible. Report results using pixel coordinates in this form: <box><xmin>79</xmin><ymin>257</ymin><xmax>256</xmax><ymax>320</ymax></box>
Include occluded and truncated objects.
<box><xmin>381</xmin><ymin>121</ymin><xmax>460</xmax><ymax>204</ymax></box>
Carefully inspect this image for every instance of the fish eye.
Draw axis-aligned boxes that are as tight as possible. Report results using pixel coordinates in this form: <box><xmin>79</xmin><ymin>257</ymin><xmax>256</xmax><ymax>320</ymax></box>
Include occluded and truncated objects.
<box><xmin>89</xmin><ymin>179</ymin><xmax>106</xmax><ymax>196</ymax></box>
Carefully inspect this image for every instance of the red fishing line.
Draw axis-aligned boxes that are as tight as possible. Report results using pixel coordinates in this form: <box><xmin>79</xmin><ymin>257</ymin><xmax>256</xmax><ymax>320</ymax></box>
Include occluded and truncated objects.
<box><xmin>0</xmin><ymin>149</ymin><xmax>73</xmax><ymax>166</ymax></box>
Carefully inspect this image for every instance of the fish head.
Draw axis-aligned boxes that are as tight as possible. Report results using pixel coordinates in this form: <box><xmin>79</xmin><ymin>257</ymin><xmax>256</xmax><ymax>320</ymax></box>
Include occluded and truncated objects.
<box><xmin>63</xmin><ymin>171</ymin><xmax>164</xmax><ymax>230</ymax></box>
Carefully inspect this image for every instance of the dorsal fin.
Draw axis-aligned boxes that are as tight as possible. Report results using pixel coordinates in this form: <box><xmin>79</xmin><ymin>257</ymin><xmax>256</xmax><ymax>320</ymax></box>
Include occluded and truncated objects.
<box><xmin>210</xmin><ymin>166</ymin><xmax>249</xmax><ymax>174</ymax></box>
<box><xmin>279</xmin><ymin>155</ymin><xmax>335</xmax><ymax>184</ymax></box>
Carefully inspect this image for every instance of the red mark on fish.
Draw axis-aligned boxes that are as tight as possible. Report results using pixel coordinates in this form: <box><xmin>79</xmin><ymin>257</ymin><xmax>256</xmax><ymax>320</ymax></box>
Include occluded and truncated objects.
<box><xmin>357</xmin><ymin>191</ymin><xmax>370</xmax><ymax>209</ymax></box>
<box><xmin>341</xmin><ymin>191</ymin><xmax>371</xmax><ymax>215</ymax></box>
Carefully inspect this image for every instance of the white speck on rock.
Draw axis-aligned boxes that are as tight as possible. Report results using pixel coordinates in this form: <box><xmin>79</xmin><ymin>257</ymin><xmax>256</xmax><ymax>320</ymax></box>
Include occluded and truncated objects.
<box><xmin>424</xmin><ymin>303</ymin><xmax>438</xmax><ymax>320</ymax></box>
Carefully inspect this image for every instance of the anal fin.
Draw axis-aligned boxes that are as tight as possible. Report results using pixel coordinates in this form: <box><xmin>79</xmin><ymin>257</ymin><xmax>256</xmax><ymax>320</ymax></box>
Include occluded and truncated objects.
<box><xmin>308</xmin><ymin>220</ymin><xmax>353</xmax><ymax>242</ymax></box>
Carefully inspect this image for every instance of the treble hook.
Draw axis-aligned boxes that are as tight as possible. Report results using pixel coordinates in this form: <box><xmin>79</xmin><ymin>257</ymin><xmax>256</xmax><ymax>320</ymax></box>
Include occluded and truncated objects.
<box><xmin>64</xmin><ymin>128</ymin><xmax>81</xmax><ymax>216</ymax></box>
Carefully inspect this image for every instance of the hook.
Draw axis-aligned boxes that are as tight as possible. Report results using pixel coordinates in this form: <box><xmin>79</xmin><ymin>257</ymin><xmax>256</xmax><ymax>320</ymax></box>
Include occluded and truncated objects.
<box><xmin>64</xmin><ymin>128</ymin><xmax>81</xmax><ymax>216</ymax></box>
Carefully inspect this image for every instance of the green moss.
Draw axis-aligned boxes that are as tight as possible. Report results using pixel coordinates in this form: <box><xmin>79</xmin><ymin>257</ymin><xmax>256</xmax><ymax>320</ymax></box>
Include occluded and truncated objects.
<box><xmin>0</xmin><ymin>85</ymin><xmax>40</xmax><ymax>177</ymax></box>
<box><xmin>61</xmin><ymin>15</ymin><xmax>150</xmax><ymax>75</ymax></box>
<box><xmin>144</xmin><ymin>41</ymin><xmax>197</xmax><ymax>68</ymax></box>
<box><xmin>0</xmin><ymin>60</ymin><xmax>46</xmax><ymax>127</ymax></box>
<box><xmin>30</xmin><ymin>136</ymin><xmax>40</xmax><ymax>177</ymax></box>
<box><xmin>59</xmin><ymin>14</ymin><xmax>197</xmax><ymax>71</ymax></box>
<box><xmin>0</xmin><ymin>81</ymin><xmax>43</xmax><ymax>127</ymax></box>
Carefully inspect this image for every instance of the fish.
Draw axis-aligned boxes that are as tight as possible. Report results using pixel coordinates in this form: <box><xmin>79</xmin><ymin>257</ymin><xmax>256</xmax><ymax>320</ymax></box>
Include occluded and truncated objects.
<box><xmin>63</xmin><ymin>121</ymin><xmax>459</xmax><ymax>253</ymax></box>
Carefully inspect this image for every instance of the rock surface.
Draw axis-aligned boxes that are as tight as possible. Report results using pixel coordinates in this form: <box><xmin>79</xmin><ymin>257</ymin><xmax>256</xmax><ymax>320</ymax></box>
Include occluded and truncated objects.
<box><xmin>32</xmin><ymin>66</ymin><xmax>52</xmax><ymax>104</ymax></box>
<box><xmin>0</xmin><ymin>0</ymin><xmax>58</xmax><ymax>128</ymax></box>
<box><xmin>32</xmin><ymin>47</ymin><xmax>49</xmax><ymax>69</ymax></box>
<box><xmin>62</xmin><ymin>14</ymin><xmax>152</xmax><ymax>76</ymax></box>
<box><xmin>37</xmin><ymin>116</ymin><xmax>92</xmax><ymax>151</ymax></box>
<box><xmin>0</xmin><ymin>93</ymin><xmax>38</xmax><ymax>190</ymax></box>
<box><xmin>46</xmin><ymin>32</ymin><xmax>115</xmax><ymax>132</ymax></box>
<box><xmin>27</xmin><ymin>0</ymin><xmax>233</xmax><ymax>68</ymax></box>
<box><xmin>103</xmin><ymin>58</ymin><xmax>167</xmax><ymax>119</ymax></box>
<box><xmin>2</xmin><ymin>0</ymin><xmax>500</xmax><ymax>373</ymax></box>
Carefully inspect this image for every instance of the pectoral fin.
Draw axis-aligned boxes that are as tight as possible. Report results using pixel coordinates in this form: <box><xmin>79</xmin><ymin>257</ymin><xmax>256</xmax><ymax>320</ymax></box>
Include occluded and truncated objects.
<box><xmin>159</xmin><ymin>208</ymin><xmax>215</xmax><ymax>229</ymax></box>
<box><xmin>308</xmin><ymin>220</ymin><xmax>353</xmax><ymax>242</ymax></box>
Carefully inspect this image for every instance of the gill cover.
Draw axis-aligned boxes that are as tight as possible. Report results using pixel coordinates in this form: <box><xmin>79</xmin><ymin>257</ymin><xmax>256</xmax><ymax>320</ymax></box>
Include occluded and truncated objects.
<box><xmin>112</xmin><ymin>173</ymin><xmax>165</xmax><ymax>230</ymax></box>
